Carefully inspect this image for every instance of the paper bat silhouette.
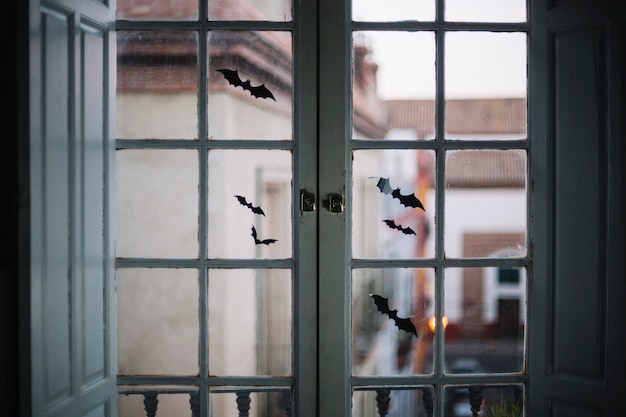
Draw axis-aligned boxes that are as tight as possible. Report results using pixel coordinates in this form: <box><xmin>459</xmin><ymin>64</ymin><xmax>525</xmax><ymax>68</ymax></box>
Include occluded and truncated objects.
<box><xmin>369</xmin><ymin>294</ymin><xmax>418</xmax><ymax>338</ymax></box>
<box><xmin>383</xmin><ymin>220</ymin><xmax>416</xmax><ymax>235</ymax></box>
<box><xmin>375</xmin><ymin>177</ymin><xmax>425</xmax><ymax>211</ymax></box>
<box><xmin>251</xmin><ymin>225</ymin><xmax>277</xmax><ymax>246</ymax></box>
<box><xmin>235</xmin><ymin>195</ymin><xmax>265</xmax><ymax>216</ymax></box>
<box><xmin>217</xmin><ymin>68</ymin><xmax>276</xmax><ymax>101</ymax></box>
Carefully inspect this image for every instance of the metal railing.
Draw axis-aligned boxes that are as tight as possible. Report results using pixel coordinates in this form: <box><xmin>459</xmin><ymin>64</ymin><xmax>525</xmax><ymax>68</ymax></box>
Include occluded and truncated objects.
<box><xmin>120</xmin><ymin>384</ymin><xmax>521</xmax><ymax>416</ymax></box>
<box><xmin>119</xmin><ymin>386</ymin><xmax>292</xmax><ymax>417</ymax></box>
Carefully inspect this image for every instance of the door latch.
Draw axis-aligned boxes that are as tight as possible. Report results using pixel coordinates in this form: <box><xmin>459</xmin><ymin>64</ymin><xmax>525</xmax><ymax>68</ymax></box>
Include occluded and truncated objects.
<box><xmin>300</xmin><ymin>189</ymin><xmax>316</xmax><ymax>212</ymax></box>
<box><xmin>327</xmin><ymin>193</ymin><xmax>345</xmax><ymax>213</ymax></box>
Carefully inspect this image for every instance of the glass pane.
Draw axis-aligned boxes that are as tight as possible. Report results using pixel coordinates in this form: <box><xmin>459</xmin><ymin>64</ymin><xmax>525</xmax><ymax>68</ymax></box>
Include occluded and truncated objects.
<box><xmin>209</xmin><ymin>0</ymin><xmax>292</xmax><ymax>21</ymax></box>
<box><xmin>209</xmin><ymin>387</ymin><xmax>293</xmax><ymax>417</ymax></box>
<box><xmin>208</xmin><ymin>269</ymin><xmax>292</xmax><ymax>376</ymax></box>
<box><xmin>445</xmin><ymin>32</ymin><xmax>527</xmax><ymax>140</ymax></box>
<box><xmin>117</xmin><ymin>0</ymin><xmax>198</xmax><ymax>21</ymax></box>
<box><xmin>444</xmin><ymin>384</ymin><xmax>524</xmax><ymax>417</ymax></box>
<box><xmin>352</xmin><ymin>268</ymin><xmax>434</xmax><ymax>376</ymax></box>
<box><xmin>208</xmin><ymin>149</ymin><xmax>292</xmax><ymax>259</ymax></box>
<box><xmin>117</xmin><ymin>31</ymin><xmax>199</xmax><ymax>140</ymax></box>
<box><xmin>444</xmin><ymin>149</ymin><xmax>527</xmax><ymax>258</ymax></box>
<box><xmin>444</xmin><ymin>268</ymin><xmax>526</xmax><ymax>374</ymax></box>
<box><xmin>118</xmin><ymin>386</ymin><xmax>200</xmax><ymax>417</ymax></box>
<box><xmin>352</xmin><ymin>387</ymin><xmax>433</xmax><ymax>416</ymax></box>
<box><xmin>353</xmin><ymin>32</ymin><xmax>436</xmax><ymax>140</ymax></box>
<box><xmin>353</xmin><ymin>150</ymin><xmax>435</xmax><ymax>259</ymax></box>
<box><xmin>117</xmin><ymin>269</ymin><xmax>199</xmax><ymax>375</ymax></box>
<box><xmin>116</xmin><ymin>149</ymin><xmax>199</xmax><ymax>259</ymax></box>
<box><xmin>352</xmin><ymin>0</ymin><xmax>435</xmax><ymax>22</ymax></box>
<box><xmin>208</xmin><ymin>31</ymin><xmax>293</xmax><ymax>140</ymax></box>
<box><xmin>445</xmin><ymin>0</ymin><xmax>526</xmax><ymax>22</ymax></box>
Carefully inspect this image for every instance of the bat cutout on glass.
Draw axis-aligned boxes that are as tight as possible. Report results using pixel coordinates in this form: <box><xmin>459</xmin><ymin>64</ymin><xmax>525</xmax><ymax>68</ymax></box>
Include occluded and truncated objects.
<box><xmin>374</xmin><ymin>177</ymin><xmax>425</xmax><ymax>211</ymax></box>
<box><xmin>251</xmin><ymin>225</ymin><xmax>277</xmax><ymax>246</ymax></box>
<box><xmin>217</xmin><ymin>68</ymin><xmax>276</xmax><ymax>101</ymax></box>
<box><xmin>235</xmin><ymin>195</ymin><xmax>265</xmax><ymax>216</ymax></box>
<box><xmin>369</xmin><ymin>294</ymin><xmax>418</xmax><ymax>338</ymax></box>
<box><xmin>383</xmin><ymin>220</ymin><xmax>416</xmax><ymax>235</ymax></box>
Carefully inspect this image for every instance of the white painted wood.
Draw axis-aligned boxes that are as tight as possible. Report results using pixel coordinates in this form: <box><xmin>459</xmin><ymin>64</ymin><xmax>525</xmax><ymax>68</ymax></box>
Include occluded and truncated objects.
<box><xmin>29</xmin><ymin>0</ymin><xmax>116</xmax><ymax>416</ymax></box>
<box><xmin>292</xmin><ymin>1</ymin><xmax>319</xmax><ymax>417</ymax></box>
<box><xmin>318</xmin><ymin>0</ymin><xmax>352</xmax><ymax>415</ymax></box>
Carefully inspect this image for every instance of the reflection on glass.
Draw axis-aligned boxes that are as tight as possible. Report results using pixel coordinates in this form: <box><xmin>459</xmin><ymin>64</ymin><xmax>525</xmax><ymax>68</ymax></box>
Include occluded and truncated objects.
<box><xmin>116</xmin><ymin>149</ymin><xmax>199</xmax><ymax>259</ymax></box>
<box><xmin>208</xmin><ymin>149</ymin><xmax>292</xmax><ymax>259</ymax></box>
<box><xmin>208</xmin><ymin>269</ymin><xmax>292</xmax><ymax>376</ymax></box>
<box><xmin>353</xmin><ymin>32</ymin><xmax>436</xmax><ymax>140</ymax></box>
<box><xmin>117</xmin><ymin>269</ymin><xmax>199</xmax><ymax>376</ymax></box>
<box><xmin>208</xmin><ymin>30</ymin><xmax>293</xmax><ymax>140</ymax></box>
<box><xmin>352</xmin><ymin>387</ymin><xmax>433</xmax><ymax>416</ymax></box>
<box><xmin>352</xmin><ymin>268</ymin><xmax>434</xmax><ymax>376</ymax></box>
<box><xmin>444</xmin><ymin>149</ymin><xmax>527</xmax><ymax>258</ymax></box>
<box><xmin>444</xmin><ymin>268</ymin><xmax>526</xmax><ymax>374</ymax></box>
<box><xmin>117</xmin><ymin>31</ymin><xmax>198</xmax><ymax>139</ymax></box>
<box><xmin>353</xmin><ymin>150</ymin><xmax>435</xmax><ymax>259</ymax></box>
<box><xmin>118</xmin><ymin>386</ymin><xmax>200</xmax><ymax>417</ymax></box>
<box><xmin>209</xmin><ymin>387</ymin><xmax>293</xmax><ymax>417</ymax></box>
<box><xmin>352</xmin><ymin>0</ymin><xmax>435</xmax><ymax>22</ymax></box>
<box><xmin>445</xmin><ymin>0</ymin><xmax>526</xmax><ymax>23</ymax></box>
<box><xmin>444</xmin><ymin>385</ymin><xmax>524</xmax><ymax>417</ymax></box>
<box><xmin>209</xmin><ymin>0</ymin><xmax>292</xmax><ymax>21</ymax></box>
<box><xmin>116</xmin><ymin>0</ymin><xmax>198</xmax><ymax>21</ymax></box>
<box><xmin>445</xmin><ymin>32</ymin><xmax>527</xmax><ymax>140</ymax></box>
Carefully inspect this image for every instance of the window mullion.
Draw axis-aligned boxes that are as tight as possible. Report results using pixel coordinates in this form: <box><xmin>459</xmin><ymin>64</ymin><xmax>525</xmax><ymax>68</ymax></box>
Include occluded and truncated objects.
<box><xmin>434</xmin><ymin>0</ymin><xmax>446</xmax><ymax>414</ymax></box>
<box><xmin>318</xmin><ymin>0</ymin><xmax>352</xmax><ymax>415</ymax></box>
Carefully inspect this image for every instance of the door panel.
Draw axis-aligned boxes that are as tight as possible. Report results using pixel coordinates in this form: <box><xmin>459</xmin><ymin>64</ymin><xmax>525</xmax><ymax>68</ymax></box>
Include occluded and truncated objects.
<box><xmin>527</xmin><ymin>0</ymin><xmax>626</xmax><ymax>415</ymax></box>
<box><xmin>30</xmin><ymin>0</ymin><xmax>116</xmax><ymax>416</ymax></box>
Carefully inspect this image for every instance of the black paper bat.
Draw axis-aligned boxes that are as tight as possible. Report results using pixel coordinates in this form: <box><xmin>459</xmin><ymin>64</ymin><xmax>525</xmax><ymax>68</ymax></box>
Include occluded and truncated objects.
<box><xmin>217</xmin><ymin>69</ymin><xmax>276</xmax><ymax>101</ymax></box>
<box><xmin>251</xmin><ymin>225</ymin><xmax>277</xmax><ymax>246</ymax></box>
<box><xmin>375</xmin><ymin>177</ymin><xmax>425</xmax><ymax>211</ymax></box>
<box><xmin>369</xmin><ymin>294</ymin><xmax>418</xmax><ymax>338</ymax></box>
<box><xmin>235</xmin><ymin>195</ymin><xmax>265</xmax><ymax>216</ymax></box>
<box><xmin>383</xmin><ymin>220</ymin><xmax>416</xmax><ymax>235</ymax></box>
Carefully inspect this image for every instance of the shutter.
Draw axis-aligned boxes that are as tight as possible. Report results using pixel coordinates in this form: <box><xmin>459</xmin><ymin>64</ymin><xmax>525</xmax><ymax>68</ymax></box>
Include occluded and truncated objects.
<box><xmin>528</xmin><ymin>0</ymin><xmax>626</xmax><ymax>415</ymax></box>
<box><xmin>29</xmin><ymin>0</ymin><xmax>116</xmax><ymax>416</ymax></box>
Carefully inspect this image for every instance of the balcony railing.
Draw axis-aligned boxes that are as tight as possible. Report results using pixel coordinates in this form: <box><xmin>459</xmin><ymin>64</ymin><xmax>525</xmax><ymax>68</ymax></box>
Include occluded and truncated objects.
<box><xmin>119</xmin><ymin>386</ymin><xmax>292</xmax><ymax>417</ymax></box>
<box><xmin>120</xmin><ymin>384</ymin><xmax>521</xmax><ymax>416</ymax></box>
<box><xmin>353</xmin><ymin>386</ymin><xmax>434</xmax><ymax>417</ymax></box>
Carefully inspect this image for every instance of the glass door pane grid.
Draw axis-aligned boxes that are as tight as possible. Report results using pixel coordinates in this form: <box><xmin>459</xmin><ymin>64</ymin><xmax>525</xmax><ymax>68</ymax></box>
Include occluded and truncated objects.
<box><xmin>115</xmin><ymin>3</ymin><xmax>303</xmax><ymax>416</ymax></box>
<box><xmin>349</xmin><ymin>1</ymin><xmax>529</xmax><ymax>415</ymax></box>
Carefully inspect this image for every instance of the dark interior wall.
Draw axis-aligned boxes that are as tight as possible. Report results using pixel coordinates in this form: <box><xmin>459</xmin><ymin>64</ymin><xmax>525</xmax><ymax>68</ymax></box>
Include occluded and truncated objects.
<box><xmin>2</xmin><ymin>1</ymin><xmax>29</xmax><ymax>416</ymax></box>
<box><xmin>1</xmin><ymin>0</ymin><xmax>17</xmax><ymax>410</ymax></box>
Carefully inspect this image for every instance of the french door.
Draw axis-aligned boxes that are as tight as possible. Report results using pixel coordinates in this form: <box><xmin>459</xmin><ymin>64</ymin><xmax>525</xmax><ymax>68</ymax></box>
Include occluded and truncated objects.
<box><xmin>113</xmin><ymin>0</ymin><xmax>531</xmax><ymax>416</ymax></box>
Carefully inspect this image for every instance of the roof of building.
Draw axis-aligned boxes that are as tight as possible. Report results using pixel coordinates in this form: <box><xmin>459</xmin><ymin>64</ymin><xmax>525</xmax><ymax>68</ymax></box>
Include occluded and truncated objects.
<box><xmin>445</xmin><ymin>149</ymin><xmax>527</xmax><ymax>189</ymax></box>
<box><xmin>385</xmin><ymin>98</ymin><xmax>527</xmax><ymax>139</ymax></box>
<box><xmin>116</xmin><ymin>0</ymin><xmax>271</xmax><ymax>21</ymax></box>
<box><xmin>385</xmin><ymin>99</ymin><xmax>527</xmax><ymax>188</ymax></box>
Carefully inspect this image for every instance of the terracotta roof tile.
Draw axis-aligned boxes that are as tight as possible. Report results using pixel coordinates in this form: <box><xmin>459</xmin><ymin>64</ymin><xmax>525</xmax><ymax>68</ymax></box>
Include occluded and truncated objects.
<box><xmin>385</xmin><ymin>98</ymin><xmax>526</xmax><ymax>139</ymax></box>
<box><xmin>445</xmin><ymin>149</ymin><xmax>527</xmax><ymax>188</ymax></box>
<box><xmin>117</xmin><ymin>0</ymin><xmax>270</xmax><ymax>21</ymax></box>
